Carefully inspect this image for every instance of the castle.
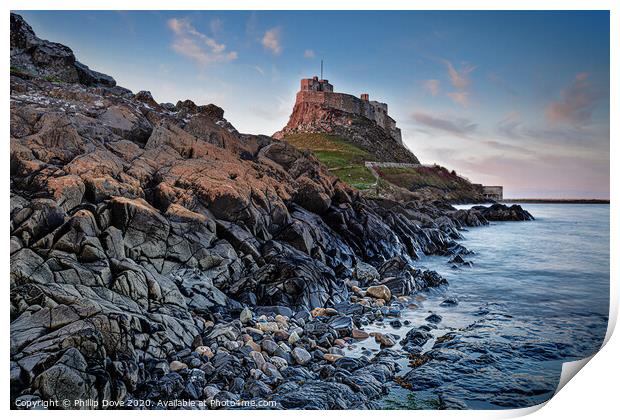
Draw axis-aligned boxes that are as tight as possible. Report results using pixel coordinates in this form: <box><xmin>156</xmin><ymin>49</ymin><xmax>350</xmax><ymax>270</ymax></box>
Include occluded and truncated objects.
<box><xmin>295</xmin><ymin>76</ymin><xmax>403</xmax><ymax>144</ymax></box>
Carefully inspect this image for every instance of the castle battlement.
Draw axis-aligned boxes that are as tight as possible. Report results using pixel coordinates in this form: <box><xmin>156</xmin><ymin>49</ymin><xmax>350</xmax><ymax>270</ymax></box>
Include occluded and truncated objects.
<box><xmin>296</xmin><ymin>77</ymin><xmax>402</xmax><ymax>144</ymax></box>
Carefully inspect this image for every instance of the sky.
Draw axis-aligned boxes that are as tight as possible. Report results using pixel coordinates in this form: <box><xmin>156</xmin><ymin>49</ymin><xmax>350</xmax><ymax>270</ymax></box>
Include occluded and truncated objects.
<box><xmin>16</xmin><ymin>10</ymin><xmax>610</xmax><ymax>199</ymax></box>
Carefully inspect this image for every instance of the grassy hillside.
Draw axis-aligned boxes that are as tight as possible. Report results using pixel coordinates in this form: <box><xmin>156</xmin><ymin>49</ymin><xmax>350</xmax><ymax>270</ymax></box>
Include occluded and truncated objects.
<box><xmin>283</xmin><ymin>133</ymin><xmax>484</xmax><ymax>201</ymax></box>
<box><xmin>375</xmin><ymin>165</ymin><xmax>483</xmax><ymax>201</ymax></box>
<box><xmin>377</xmin><ymin>166</ymin><xmax>471</xmax><ymax>191</ymax></box>
<box><xmin>283</xmin><ymin>133</ymin><xmax>377</xmax><ymax>190</ymax></box>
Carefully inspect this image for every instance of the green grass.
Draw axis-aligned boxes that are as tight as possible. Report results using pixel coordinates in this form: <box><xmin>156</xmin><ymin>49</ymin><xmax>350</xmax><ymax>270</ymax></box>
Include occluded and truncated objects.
<box><xmin>377</xmin><ymin>166</ymin><xmax>471</xmax><ymax>192</ymax></box>
<box><xmin>331</xmin><ymin>165</ymin><xmax>376</xmax><ymax>190</ymax></box>
<box><xmin>284</xmin><ymin>133</ymin><xmax>377</xmax><ymax>190</ymax></box>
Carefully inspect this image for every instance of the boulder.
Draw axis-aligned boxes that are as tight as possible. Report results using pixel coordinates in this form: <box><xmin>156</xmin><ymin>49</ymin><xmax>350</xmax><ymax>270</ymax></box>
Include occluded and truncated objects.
<box><xmin>366</xmin><ymin>285</ymin><xmax>392</xmax><ymax>302</ymax></box>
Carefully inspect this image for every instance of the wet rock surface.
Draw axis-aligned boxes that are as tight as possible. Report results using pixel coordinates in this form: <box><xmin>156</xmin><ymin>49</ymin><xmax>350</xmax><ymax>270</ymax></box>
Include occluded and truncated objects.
<box><xmin>10</xmin><ymin>14</ymin><xmax>535</xmax><ymax>410</ymax></box>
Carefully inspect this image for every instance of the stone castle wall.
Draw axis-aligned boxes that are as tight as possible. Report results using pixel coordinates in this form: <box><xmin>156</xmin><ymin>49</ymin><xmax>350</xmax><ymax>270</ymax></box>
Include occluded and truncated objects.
<box><xmin>295</xmin><ymin>84</ymin><xmax>402</xmax><ymax>144</ymax></box>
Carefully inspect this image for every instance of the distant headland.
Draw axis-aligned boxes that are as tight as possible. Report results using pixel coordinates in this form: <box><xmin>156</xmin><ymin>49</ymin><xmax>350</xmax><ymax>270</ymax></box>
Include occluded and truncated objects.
<box><xmin>501</xmin><ymin>198</ymin><xmax>610</xmax><ymax>204</ymax></box>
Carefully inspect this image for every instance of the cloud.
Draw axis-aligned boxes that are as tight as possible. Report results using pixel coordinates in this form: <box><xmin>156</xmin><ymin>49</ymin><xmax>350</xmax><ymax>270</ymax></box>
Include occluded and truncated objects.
<box><xmin>412</xmin><ymin>111</ymin><xmax>477</xmax><ymax>136</ymax></box>
<box><xmin>304</xmin><ymin>49</ymin><xmax>315</xmax><ymax>59</ymax></box>
<box><xmin>262</xmin><ymin>27</ymin><xmax>282</xmax><ymax>55</ymax></box>
<box><xmin>167</xmin><ymin>18</ymin><xmax>237</xmax><ymax>67</ymax></box>
<box><xmin>442</xmin><ymin>59</ymin><xmax>476</xmax><ymax>90</ymax></box>
<box><xmin>447</xmin><ymin>91</ymin><xmax>469</xmax><ymax>107</ymax></box>
<box><xmin>546</xmin><ymin>73</ymin><xmax>602</xmax><ymax>126</ymax></box>
<box><xmin>423</xmin><ymin>79</ymin><xmax>440</xmax><ymax>96</ymax></box>
<box><xmin>440</xmin><ymin>59</ymin><xmax>476</xmax><ymax>107</ymax></box>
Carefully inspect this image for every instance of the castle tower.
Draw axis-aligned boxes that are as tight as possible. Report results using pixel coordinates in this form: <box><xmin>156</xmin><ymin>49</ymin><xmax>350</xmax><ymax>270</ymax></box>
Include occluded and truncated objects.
<box><xmin>300</xmin><ymin>76</ymin><xmax>333</xmax><ymax>92</ymax></box>
<box><xmin>360</xmin><ymin>93</ymin><xmax>369</xmax><ymax>101</ymax></box>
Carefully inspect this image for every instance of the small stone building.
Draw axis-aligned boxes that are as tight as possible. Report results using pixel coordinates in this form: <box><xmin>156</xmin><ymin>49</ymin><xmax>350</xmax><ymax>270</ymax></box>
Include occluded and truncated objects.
<box><xmin>482</xmin><ymin>186</ymin><xmax>503</xmax><ymax>201</ymax></box>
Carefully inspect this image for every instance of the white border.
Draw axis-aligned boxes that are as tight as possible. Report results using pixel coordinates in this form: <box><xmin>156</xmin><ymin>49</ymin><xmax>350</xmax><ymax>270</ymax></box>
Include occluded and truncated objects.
<box><xmin>3</xmin><ymin>1</ymin><xmax>617</xmax><ymax>419</ymax></box>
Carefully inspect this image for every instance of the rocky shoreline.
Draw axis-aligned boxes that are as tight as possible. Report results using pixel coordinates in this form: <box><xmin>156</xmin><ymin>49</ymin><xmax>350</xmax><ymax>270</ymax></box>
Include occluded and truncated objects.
<box><xmin>9</xmin><ymin>13</ymin><xmax>535</xmax><ymax>410</ymax></box>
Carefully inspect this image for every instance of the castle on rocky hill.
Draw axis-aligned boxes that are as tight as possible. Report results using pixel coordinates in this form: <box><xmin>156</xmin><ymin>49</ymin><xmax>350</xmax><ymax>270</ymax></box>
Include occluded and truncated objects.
<box><xmin>293</xmin><ymin>76</ymin><xmax>403</xmax><ymax>144</ymax></box>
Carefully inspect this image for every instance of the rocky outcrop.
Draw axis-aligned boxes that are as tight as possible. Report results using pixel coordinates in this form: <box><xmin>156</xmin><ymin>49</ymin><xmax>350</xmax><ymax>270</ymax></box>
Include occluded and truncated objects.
<box><xmin>274</xmin><ymin>98</ymin><xmax>419</xmax><ymax>164</ymax></box>
<box><xmin>9</xmin><ymin>14</ymin><xmax>531</xmax><ymax>409</ymax></box>
<box><xmin>11</xmin><ymin>13</ymin><xmax>116</xmax><ymax>87</ymax></box>
<box><xmin>470</xmin><ymin>204</ymin><xmax>535</xmax><ymax>222</ymax></box>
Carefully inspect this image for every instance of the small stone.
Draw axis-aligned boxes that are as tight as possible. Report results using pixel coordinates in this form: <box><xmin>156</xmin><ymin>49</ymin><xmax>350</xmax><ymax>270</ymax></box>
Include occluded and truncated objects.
<box><xmin>224</xmin><ymin>341</ymin><xmax>240</xmax><ymax>351</ymax></box>
<box><xmin>324</xmin><ymin>308</ymin><xmax>339</xmax><ymax>316</ymax></box>
<box><xmin>169</xmin><ymin>361</ymin><xmax>188</xmax><ymax>372</ymax></box>
<box><xmin>389</xmin><ymin>319</ymin><xmax>403</xmax><ymax>328</ymax></box>
<box><xmin>203</xmin><ymin>385</ymin><xmax>220</xmax><ymax>400</ymax></box>
<box><xmin>240</xmin><ymin>307</ymin><xmax>253</xmax><ymax>324</ymax></box>
<box><xmin>374</xmin><ymin>333</ymin><xmax>396</xmax><ymax>347</ymax></box>
<box><xmin>195</xmin><ymin>346</ymin><xmax>214</xmax><ymax>359</ymax></box>
<box><xmin>292</xmin><ymin>347</ymin><xmax>312</xmax><ymax>365</ymax></box>
<box><xmin>324</xmin><ymin>353</ymin><xmax>344</xmax><ymax>363</ymax></box>
<box><xmin>425</xmin><ymin>313</ymin><xmax>442</xmax><ymax>324</ymax></box>
<box><xmin>257</xmin><ymin>322</ymin><xmax>279</xmax><ymax>333</ymax></box>
<box><xmin>269</xmin><ymin>356</ymin><xmax>288</xmax><ymax>370</ymax></box>
<box><xmin>250</xmin><ymin>351</ymin><xmax>266</xmax><ymax>370</ymax></box>
<box><xmin>288</xmin><ymin>331</ymin><xmax>301</xmax><ymax>345</ymax></box>
<box><xmin>261</xmin><ymin>339</ymin><xmax>278</xmax><ymax>355</ymax></box>
<box><xmin>247</xmin><ymin>341</ymin><xmax>261</xmax><ymax>352</ymax></box>
<box><xmin>366</xmin><ymin>285</ymin><xmax>392</xmax><ymax>301</ymax></box>
<box><xmin>351</xmin><ymin>285</ymin><xmax>365</xmax><ymax>297</ymax></box>
<box><xmin>333</xmin><ymin>338</ymin><xmax>346</xmax><ymax>348</ymax></box>
<box><xmin>311</xmin><ymin>308</ymin><xmax>326</xmax><ymax>317</ymax></box>
<box><xmin>273</xmin><ymin>330</ymin><xmax>290</xmax><ymax>341</ymax></box>
<box><xmin>352</xmin><ymin>329</ymin><xmax>370</xmax><ymax>340</ymax></box>
<box><xmin>440</xmin><ymin>297</ymin><xmax>459</xmax><ymax>306</ymax></box>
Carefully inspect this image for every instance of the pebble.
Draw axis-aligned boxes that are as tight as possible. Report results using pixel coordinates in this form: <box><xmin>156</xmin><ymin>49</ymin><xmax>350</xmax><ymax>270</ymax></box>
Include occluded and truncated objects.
<box><xmin>203</xmin><ymin>385</ymin><xmax>220</xmax><ymax>400</ymax></box>
<box><xmin>440</xmin><ymin>297</ymin><xmax>459</xmax><ymax>306</ymax></box>
<box><xmin>288</xmin><ymin>331</ymin><xmax>301</xmax><ymax>345</ymax></box>
<box><xmin>425</xmin><ymin>313</ymin><xmax>442</xmax><ymax>324</ymax></box>
<box><xmin>257</xmin><ymin>322</ymin><xmax>280</xmax><ymax>333</ymax></box>
<box><xmin>240</xmin><ymin>307</ymin><xmax>253</xmax><ymax>324</ymax></box>
<box><xmin>389</xmin><ymin>319</ymin><xmax>403</xmax><ymax>328</ymax></box>
<box><xmin>169</xmin><ymin>360</ymin><xmax>188</xmax><ymax>372</ymax></box>
<box><xmin>195</xmin><ymin>346</ymin><xmax>214</xmax><ymax>359</ymax></box>
<box><xmin>247</xmin><ymin>341</ymin><xmax>261</xmax><ymax>352</ymax></box>
<box><xmin>323</xmin><ymin>353</ymin><xmax>344</xmax><ymax>363</ymax></box>
<box><xmin>261</xmin><ymin>339</ymin><xmax>278</xmax><ymax>355</ymax></box>
<box><xmin>250</xmin><ymin>351</ymin><xmax>266</xmax><ymax>370</ymax></box>
<box><xmin>352</xmin><ymin>329</ymin><xmax>370</xmax><ymax>339</ymax></box>
<box><xmin>269</xmin><ymin>356</ymin><xmax>288</xmax><ymax>369</ymax></box>
<box><xmin>292</xmin><ymin>347</ymin><xmax>312</xmax><ymax>365</ymax></box>
<box><xmin>373</xmin><ymin>333</ymin><xmax>396</xmax><ymax>347</ymax></box>
<box><xmin>311</xmin><ymin>307</ymin><xmax>338</xmax><ymax>317</ymax></box>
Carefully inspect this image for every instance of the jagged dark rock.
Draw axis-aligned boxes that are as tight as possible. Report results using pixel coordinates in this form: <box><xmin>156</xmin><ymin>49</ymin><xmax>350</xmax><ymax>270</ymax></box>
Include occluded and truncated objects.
<box><xmin>11</xmin><ymin>13</ymin><xmax>116</xmax><ymax>87</ymax></box>
<box><xmin>470</xmin><ymin>203</ymin><xmax>535</xmax><ymax>222</ymax></box>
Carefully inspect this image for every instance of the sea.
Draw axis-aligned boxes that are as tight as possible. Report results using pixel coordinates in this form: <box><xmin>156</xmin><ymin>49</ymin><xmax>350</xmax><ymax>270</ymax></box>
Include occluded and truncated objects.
<box><xmin>347</xmin><ymin>203</ymin><xmax>610</xmax><ymax>409</ymax></box>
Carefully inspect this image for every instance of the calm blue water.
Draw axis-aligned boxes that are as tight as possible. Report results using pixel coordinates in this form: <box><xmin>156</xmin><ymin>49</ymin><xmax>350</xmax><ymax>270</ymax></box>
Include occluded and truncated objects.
<box><xmin>350</xmin><ymin>204</ymin><xmax>610</xmax><ymax>409</ymax></box>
